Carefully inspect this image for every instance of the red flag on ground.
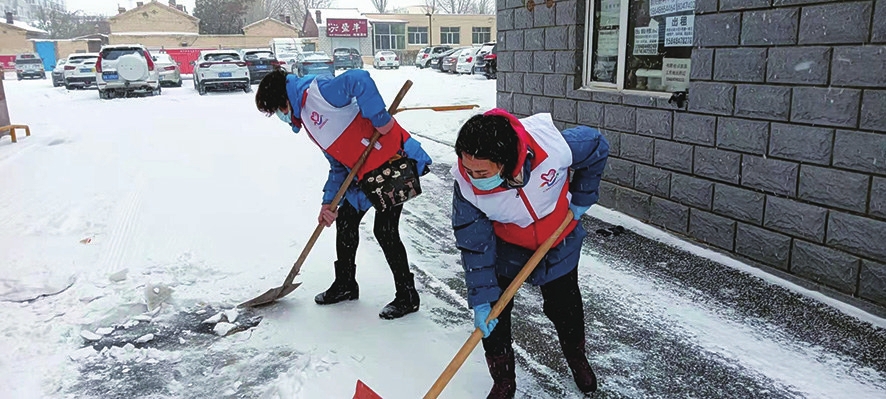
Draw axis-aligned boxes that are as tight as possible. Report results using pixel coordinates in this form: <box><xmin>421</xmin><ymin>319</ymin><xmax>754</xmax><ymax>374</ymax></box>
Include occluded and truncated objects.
<box><xmin>353</xmin><ymin>380</ymin><xmax>383</xmax><ymax>399</ymax></box>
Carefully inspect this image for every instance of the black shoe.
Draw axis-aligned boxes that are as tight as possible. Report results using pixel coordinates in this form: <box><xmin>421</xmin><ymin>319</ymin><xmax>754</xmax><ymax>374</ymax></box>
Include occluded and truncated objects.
<box><xmin>485</xmin><ymin>351</ymin><xmax>516</xmax><ymax>399</ymax></box>
<box><xmin>314</xmin><ymin>261</ymin><xmax>359</xmax><ymax>305</ymax></box>
<box><xmin>563</xmin><ymin>340</ymin><xmax>597</xmax><ymax>393</ymax></box>
<box><xmin>379</xmin><ymin>279</ymin><xmax>419</xmax><ymax>319</ymax></box>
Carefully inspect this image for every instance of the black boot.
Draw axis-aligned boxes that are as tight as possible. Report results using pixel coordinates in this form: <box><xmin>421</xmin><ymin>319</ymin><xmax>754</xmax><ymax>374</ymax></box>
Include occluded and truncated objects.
<box><xmin>378</xmin><ymin>273</ymin><xmax>419</xmax><ymax>319</ymax></box>
<box><xmin>485</xmin><ymin>350</ymin><xmax>516</xmax><ymax>399</ymax></box>
<box><xmin>562</xmin><ymin>340</ymin><xmax>597</xmax><ymax>394</ymax></box>
<box><xmin>314</xmin><ymin>261</ymin><xmax>359</xmax><ymax>305</ymax></box>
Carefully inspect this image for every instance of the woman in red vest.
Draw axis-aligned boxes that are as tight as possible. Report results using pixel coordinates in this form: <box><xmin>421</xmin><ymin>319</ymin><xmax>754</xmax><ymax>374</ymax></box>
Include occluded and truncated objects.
<box><xmin>451</xmin><ymin>109</ymin><xmax>609</xmax><ymax>398</ymax></box>
<box><xmin>254</xmin><ymin>69</ymin><xmax>432</xmax><ymax>320</ymax></box>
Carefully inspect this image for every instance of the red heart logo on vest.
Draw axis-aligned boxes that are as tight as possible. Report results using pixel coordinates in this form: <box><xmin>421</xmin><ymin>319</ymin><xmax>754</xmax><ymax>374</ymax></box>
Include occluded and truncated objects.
<box><xmin>540</xmin><ymin>168</ymin><xmax>557</xmax><ymax>187</ymax></box>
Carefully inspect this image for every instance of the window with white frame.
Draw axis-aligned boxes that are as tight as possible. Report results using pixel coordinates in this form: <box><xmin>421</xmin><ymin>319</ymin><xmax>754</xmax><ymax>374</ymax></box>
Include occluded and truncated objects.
<box><xmin>408</xmin><ymin>26</ymin><xmax>428</xmax><ymax>45</ymax></box>
<box><xmin>472</xmin><ymin>27</ymin><xmax>491</xmax><ymax>44</ymax></box>
<box><xmin>585</xmin><ymin>0</ymin><xmax>694</xmax><ymax>93</ymax></box>
<box><xmin>440</xmin><ymin>27</ymin><xmax>460</xmax><ymax>45</ymax></box>
<box><xmin>374</xmin><ymin>23</ymin><xmax>406</xmax><ymax>50</ymax></box>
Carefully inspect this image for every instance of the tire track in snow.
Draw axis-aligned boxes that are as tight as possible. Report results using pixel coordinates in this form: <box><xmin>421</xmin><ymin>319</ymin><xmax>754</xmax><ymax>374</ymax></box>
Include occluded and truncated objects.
<box><xmin>98</xmin><ymin>177</ymin><xmax>144</xmax><ymax>276</ymax></box>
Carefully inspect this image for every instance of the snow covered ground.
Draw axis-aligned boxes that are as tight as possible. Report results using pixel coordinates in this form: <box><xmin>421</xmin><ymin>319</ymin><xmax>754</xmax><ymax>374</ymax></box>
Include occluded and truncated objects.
<box><xmin>1</xmin><ymin>67</ymin><xmax>885</xmax><ymax>399</ymax></box>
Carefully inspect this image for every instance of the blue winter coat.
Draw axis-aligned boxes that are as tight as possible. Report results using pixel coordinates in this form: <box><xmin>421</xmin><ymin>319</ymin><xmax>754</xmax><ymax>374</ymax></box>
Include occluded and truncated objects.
<box><xmin>451</xmin><ymin>124</ymin><xmax>609</xmax><ymax>308</ymax></box>
<box><xmin>283</xmin><ymin>69</ymin><xmax>432</xmax><ymax>212</ymax></box>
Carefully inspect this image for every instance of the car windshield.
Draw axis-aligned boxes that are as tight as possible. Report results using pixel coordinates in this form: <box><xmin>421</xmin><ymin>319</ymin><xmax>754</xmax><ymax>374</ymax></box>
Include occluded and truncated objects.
<box><xmin>78</xmin><ymin>58</ymin><xmax>98</xmax><ymax>65</ymax></box>
<box><xmin>333</xmin><ymin>49</ymin><xmax>351</xmax><ymax>56</ymax></box>
<box><xmin>301</xmin><ymin>52</ymin><xmax>330</xmax><ymax>61</ymax></box>
<box><xmin>101</xmin><ymin>48</ymin><xmax>143</xmax><ymax>60</ymax></box>
<box><xmin>245</xmin><ymin>51</ymin><xmax>273</xmax><ymax>60</ymax></box>
<box><xmin>278</xmin><ymin>53</ymin><xmax>297</xmax><ymax>59</ymax></box>
<box><xmin>153</xmin><ymin>54</ymin><xmax>173</xmax><ymax>63</ymax></box>
<box><xmin>205</xmin><ymin>53</ymin><xmax>239</xmax><ymax>61</ymax></box>
<box><xmin>16</xmin><ymin>58</ymin><xmax>42</xmax><ymax>65</ymax></box>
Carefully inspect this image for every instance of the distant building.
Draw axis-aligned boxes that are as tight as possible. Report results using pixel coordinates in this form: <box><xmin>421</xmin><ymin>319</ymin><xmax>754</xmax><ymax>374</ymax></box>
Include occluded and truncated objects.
<box><xmin>302</xmin><ymin>8</ymin><xmax>371</xmax><ymax>59</ymax></box>
<box><xmin>0</xmin><ymin>11</ymin><xmax>49</xmax><ymax>54</ymax></box>
<box><xmin>0</xmin><ymin>0</ymin><xmax>66</xmax><ymax>23</ymax></box>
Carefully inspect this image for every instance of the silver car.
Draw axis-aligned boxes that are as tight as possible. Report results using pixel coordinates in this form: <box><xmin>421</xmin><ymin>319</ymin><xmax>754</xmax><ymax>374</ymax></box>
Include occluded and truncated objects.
<box><xmin>152</xmin><ymin>53</ymin><xmax>182</xmax><ymax>87</ymax></box>
<box><xmin>51</xmin><ymin>58</ymin><xmax>67</xmax><ymax>87</ymax></box>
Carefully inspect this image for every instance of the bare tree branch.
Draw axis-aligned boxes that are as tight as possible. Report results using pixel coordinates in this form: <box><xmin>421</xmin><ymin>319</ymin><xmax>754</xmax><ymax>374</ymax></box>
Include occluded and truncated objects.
<box><xmin>370</xmin><ymin>0</ymin><xmax>389</xmax><ymax>13</ymax></box>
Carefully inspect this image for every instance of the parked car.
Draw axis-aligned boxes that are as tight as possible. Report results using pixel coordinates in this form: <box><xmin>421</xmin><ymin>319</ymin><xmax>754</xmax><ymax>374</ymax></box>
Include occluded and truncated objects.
<box><xmin>51</xmin><ymin>58</ymin><xmax>67</xmax><ymax>87</ymax></box>
<box><xmin>193</xmin><ymin>50</ymin><xmax>251</xmax><ymax>95</ymax></box>
<box><xmin>274</xmin><ymin>52</ymin><xmax>300</xmax><ymax>73</ymax></box>
<box><xmin>373</xmin><ymin>51</ymin><xmax>400</xmax><ymax>69</ymax></box>
<box><xmin>430</xmin><ymin>48</ymin><xmax>459</xmax><ymax>71</ymax></box>
<box><xmin>64</xmin><ymin>55</ymin><xmax>99</xmax><ymax>90</ymax></box>
<box><xmin>14</xmin><ymin>53</ymin><xmax>45</xmax><ymax>80</ymax></box>
<box><xmin>95</xmin><ymin>44</ymin><xmax>161</xmax><ymax>99</ymax></box>
<box><xmin>442</xmin><ymin>47</ymin><xmax>469</xmax><ymax>73</ymax></box>
<box><xmin>456</xmin><ymin>47</ymin><xmax>480</xmax><ymax>74</ymax></box>
<box><xmin>152</xmin><ymin>53</ymin><xmax>182</xmax><ymax>87</ymax></box>
<box><xmin>333</xmin><ymin>47</ymin><xmax>363</xmax><ymax>70</ymax></box>
<box><xmin>414</xmin><ymin>46</ymin><xmax>451</xmax><ymax>68</ymax></box>
<box><xmin>294</xmin><ymin>51</ymin><xmax>335</xmax><ymax>77</ymax></box>
<box><xmin>240</xmin><ymin>48</ymin><xmax>275</xmax><ymax>84</ymax></box>
<box><xmin>472</xmin><ymin>42</ymin><xmax>497</xmax><ymax>75</ymax></box>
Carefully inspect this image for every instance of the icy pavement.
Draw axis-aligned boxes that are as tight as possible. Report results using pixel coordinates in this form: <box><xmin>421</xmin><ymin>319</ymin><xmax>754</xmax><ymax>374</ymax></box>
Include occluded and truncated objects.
<box><xmin>0</xmin><ymin>68</ymin><xmax>884</xmax><ymax>399</ymax></box>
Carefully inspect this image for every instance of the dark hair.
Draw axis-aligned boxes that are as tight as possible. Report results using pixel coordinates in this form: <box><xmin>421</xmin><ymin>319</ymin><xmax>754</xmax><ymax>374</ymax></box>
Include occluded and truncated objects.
<box><xmin>455</xmin><ymin>114</ymin><xmax>519</xmax><ymax>177</ymax></box>
<box><xmin>255</xmin><ymin>69</ymin><xmax>290</xmax><ymax>116</ymax></box>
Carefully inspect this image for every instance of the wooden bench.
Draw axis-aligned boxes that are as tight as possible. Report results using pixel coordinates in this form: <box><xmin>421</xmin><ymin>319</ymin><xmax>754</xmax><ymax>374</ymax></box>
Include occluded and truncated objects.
<box><xmin>0</xmin><ymin>124</ymin><xmax>31</xmax><ymax>143</ymax></box>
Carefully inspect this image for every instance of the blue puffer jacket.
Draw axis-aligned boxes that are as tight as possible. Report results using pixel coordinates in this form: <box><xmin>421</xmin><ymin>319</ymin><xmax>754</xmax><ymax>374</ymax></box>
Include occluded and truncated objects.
<box><xmin>451</xmin><ymin>124</ymin><xmax>609</xmax><ymax>308</ymax></box>
<box><xmin>284</xmin><ymin>69</ymin><xmax>432</xmax><ymax>212</ymax></box>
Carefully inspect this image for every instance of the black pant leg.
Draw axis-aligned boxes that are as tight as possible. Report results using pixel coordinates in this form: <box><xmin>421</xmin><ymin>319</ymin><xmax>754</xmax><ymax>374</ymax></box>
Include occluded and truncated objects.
<box><xmin>372</xmin><ymin>204</ymin><xmax>412</xmax><ymax>287</ymax></box>
<box><xmin>539</xmin><ymin>267</ymin><xmax>586</xmax><ymax>350</ymax></box>
<box><xmin>335</xmin><ymin>200</ymin><xmax>366</xmax><ymax>266</ymax></box>
<box><xmin>481</xmin><ymin>274</ymin><xmax>517</xmax><ymax>357</ymax></box>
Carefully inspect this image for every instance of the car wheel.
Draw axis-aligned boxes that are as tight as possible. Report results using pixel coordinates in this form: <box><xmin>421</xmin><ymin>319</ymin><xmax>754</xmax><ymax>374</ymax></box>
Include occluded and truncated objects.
<box><xmin>65</xmin><ymin>84</ymin><xmax>73</xmax><ymax>90</ymax></box>
<box><xmin>243</xmin><ymin>85</ymin><xmax>252</xmax><ymax>93</ymax></box>
<box><xmin>197</xmin><ymin>83</ymin><xmax>206</xmax><ymax>96</ymax></box>
<box><xmin>175</xmin><ymin>80</ymin><xmax>183</xmax><ymax>87</ymax></box>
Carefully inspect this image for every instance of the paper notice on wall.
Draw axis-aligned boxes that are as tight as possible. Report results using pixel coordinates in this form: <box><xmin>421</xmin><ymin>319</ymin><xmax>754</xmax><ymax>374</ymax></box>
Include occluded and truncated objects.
<box><xmin>596</xmin><ymin>28</ymin><xmax>620</xmax><ymax>57</ymax></box>
<box><xmin>665</xmin><ymin>15</ymin><xmax>694</xmax><ymax>47</ymax></box>
<box><xmin>650</xmin><ymin>0</ymin><xmax>694</xmax><ymax>16</ymax></box>
<box><xmin>600</xmin><ymin>0</ymin><xmax>621</xmax><ymax>26</ymax></box>
<box><xmin>633</xmin><ymin>26</ymin><xmax>660</xmax><ymax>55</ymax></box>
<box><xmin>662</xmin><ymin>58</ymin><xmax>691</xmax><ymax>91</ymax></box>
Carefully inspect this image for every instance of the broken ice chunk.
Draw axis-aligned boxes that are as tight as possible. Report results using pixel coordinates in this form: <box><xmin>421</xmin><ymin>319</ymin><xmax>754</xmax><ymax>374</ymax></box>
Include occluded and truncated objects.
<box><xmin>202</xmin><ymin>312</ymin><xmax>224</xmax><ymax>324</ymax></box>
<box><xmin>95</xmin><ymin>327</ymin><xmax>114</xmax><ymax>336</ymax></box>
<box><xmin>213</xmin><ymin>322</ymin><xmax>236</xmax><ymax>336</ymax></box>
<box><xmin>80</xmin><ymin>330</ymin><xmax>102</xmax><ymax>341</ymax></box>
<box><xmin>135</xmin><ymin>334</ymin><xmax>154</xmax><ymax>344</ymax></box>
<box><xmin>223</xmin><ymin>309</ymin><xmax>239</xmax><ymax>323</ymax></box>
<box><xmin>108</xmin><ymin>269</ymin><xmax>128</xmax><ymax>283</ymax></box>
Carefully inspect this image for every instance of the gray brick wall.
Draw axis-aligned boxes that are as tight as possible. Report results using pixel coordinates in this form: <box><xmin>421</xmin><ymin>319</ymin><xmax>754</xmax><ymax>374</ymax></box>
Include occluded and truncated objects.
<box><xmin>497</xmin><ymin>0</ymin><xmax>886</xmax><ymax>309</ymax></box>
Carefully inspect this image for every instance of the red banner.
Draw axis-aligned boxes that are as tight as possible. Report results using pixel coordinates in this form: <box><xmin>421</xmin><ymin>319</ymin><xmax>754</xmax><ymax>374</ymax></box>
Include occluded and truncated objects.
<box><xmin>326</xmin><ymin>19</ymin><xmax>368</xmax><ymax>37</ymax></box>
<box><xmin>0</xmin><ymin>55</ymin><xmax>17</xmax><ymax>70</ymax></box>
<box><xmin>157</xmin><ymin>48</ymin><xmax>215</xmax><ymax>74</ymax></box>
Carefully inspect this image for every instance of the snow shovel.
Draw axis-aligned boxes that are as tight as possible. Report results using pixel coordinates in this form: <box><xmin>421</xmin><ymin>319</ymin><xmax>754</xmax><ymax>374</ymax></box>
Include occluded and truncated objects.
<box><xmin>354</xmin><ymin>211</ymin><xmax>576</xmax><ymax>399</ymax></box>
<box><xmin>395</xmin><ymin>104</ymin><xmax>479</xmax><ymax>113</ymax></box>
<box><xmin>238</xmin><ymin>79</ymin><xmax>415</xmax><ymax>308</ymax></box>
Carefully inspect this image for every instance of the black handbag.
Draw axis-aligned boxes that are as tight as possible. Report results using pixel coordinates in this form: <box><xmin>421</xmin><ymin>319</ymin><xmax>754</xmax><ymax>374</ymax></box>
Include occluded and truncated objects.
<box><xmin>358</xmin><ymin>155</ymin><xmax>423</xmax><ymax>212</ymax></box>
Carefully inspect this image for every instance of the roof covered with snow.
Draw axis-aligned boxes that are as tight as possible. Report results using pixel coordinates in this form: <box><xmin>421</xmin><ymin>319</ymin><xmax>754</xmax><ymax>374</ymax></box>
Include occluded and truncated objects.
<box><xmin>111</xmin><ymin>31</ymin><xmax>199</xmax><ymax>36</ymax></box>
<box><xmin>4</xmin><ymin>20</ymin><xmax>48</xmax><ymax>34</ymax></box>
<box><xmin>308</xmin><ymin>8</ymin><xmax>366</xmax><ymax>25</ymax></box>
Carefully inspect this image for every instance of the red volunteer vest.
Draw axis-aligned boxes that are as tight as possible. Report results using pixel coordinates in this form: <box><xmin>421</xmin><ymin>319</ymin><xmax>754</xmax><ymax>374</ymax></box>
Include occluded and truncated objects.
<box><xmin>452</xmin><ymin>112</ymin><xmax>577</xmax><ymax>250</ymax></box>
<box><xmin>298</xmin><ymin>79</ymin><xmax>406</xmax><ymax>179</ymax></box>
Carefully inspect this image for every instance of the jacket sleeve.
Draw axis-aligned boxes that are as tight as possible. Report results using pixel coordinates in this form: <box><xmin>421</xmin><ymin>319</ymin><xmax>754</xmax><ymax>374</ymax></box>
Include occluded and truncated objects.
<box><xmin>562</xmin><ymin>126</ymin><xmax>610</xmax><ymax>207</ymax></box>
<box><xmin>322</xmin><ymin>152</ymin><xmax>350</xmax><ymax>205</ymax></box>
<box><xmin>402</xmin><ymin>136</ymin><xmax>433</xmax><ymax>175</ymax></box>
<box><xmin>452</xmin><ymin>182</ymin><xmax>502</xmax><ymax>308</ymax></box>
<box><xmin>316</xmin><ymin>69</ymin><xmax>392</xmax><ymax>129</ymax></box>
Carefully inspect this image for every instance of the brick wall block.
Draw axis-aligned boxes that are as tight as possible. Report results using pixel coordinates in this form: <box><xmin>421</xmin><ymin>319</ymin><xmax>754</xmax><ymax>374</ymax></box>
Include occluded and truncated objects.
<box><xmin>525</xmin><ymin>27</ymin><xmax>545</xmax><ymax>51</ymax></box>
<box><xmin>768</xmin><ymin>123</ymin><xmax>833</xmax><ymax>165</ymax></box>
<box><xmin>506</xmin><ymin>72</ymin><xmax>524</xmax><ymax>93</ymax></box>
<box><xmin>871</xmin><ymin>177</ymin><xmax>886</xmax><ymax>219</ymax></box>
<box><xmin>513</xmin><ymin>93</ymin><xmax>533</xmax><ymax>115</ymax></box>
<box><xmin>515</xmin><ymin>7</ymin><xmax>533</xmax><ymax>29</ymax></box>
<box><xmin>552</xmin><ymin>99</ymin><xmax>578</xmax><ymax>124</ymax></box>
<box><xmin>695</xmin><ymin>12</ymin><xmax>742</xmax><ymax>47</ymax></box>
<box><xmin>497</xmin><ymin>92</ymin><xmax>513</xmax><ymax>110</ymax></box>
<box><xmin>506</xmin><ymin>30</ymin><xmax>524</xmax><ymax>52</ymax></box>
<box><xmin>534</xmin><ymin>2</ymin><xmax>556</xmax><ymax>27</ymax></box>
<box><xmin>544</xmin><ymin>74</ymin><xmax>566</xmax><ymax>97</ymax></box>
<box><xmin>605</xmin><ymin>157</ymin><xmax>636</xmax><ymax>186</ymax></box>
<box><xmin>674</xmin><ymin>113</ymin><xmax>716</xmax><ymax>146</ymax></box>
<box><xmin>764</xmin><ymin>196</ymin><xmax>828</xmax><ymax>242</ymax></box>
<box><xmin>636</xmin><ymin>108</ymin><xmax>673</xmax><ymax>139</ymax></box>
<box><xmin>545</xmin><ymin>26</ymin><xmax>569</xmax><ymax>50</ymax></box>
<box><xmin>654</xmin><ymin>139</ymin><xmax>694</xmax><ymax>173</ymax></box>
<box><xmin>603</xmin><ymin>105</ymin><xmax>637</xmax><ymax>132</ymax></box>
<box><xmin>691</xmin><ymin>48</ymin><xmax>714</xmax><ymax>80</ymax></box>
<box><xmin>616</xmin><ymin>188</ymin><xmax>652</xmax><ymax>221</ymax></box>
<box><xmin>651</xmin><ymin>197</ymin><xmax>690</xmax><ymax>232</ymax></box>
<box><xmin>498</xmin><ymin>51</ymin><xmax>515</xmax><ymax>72</ymax></box>
<box><xmin>742</xmin><ymin>155</ymin><xmax>799</xmax><ymax>197</ymax></box>
<box><xmin>555</xmin><ymin>51</ymin><xmax>578</xmax><ymax>74</ymax></box>
<box><xmin>721</xmin><ymin>0</ymin><xmax>771</xmax><ymax>11</ymax></box>
<box><xmin>593</xmin><ymin>91</ymin><xmax>623</xmax><ymax>104</ymax></box>
<box><xmin>671</xmin><ymin>173</ymin><xmax>714</xmax><ymax>210</ymax></box>
<box><xmin>716</xmin><ymin>117</ymin><xmax>769</xmax><ymax>154</ymax></box>
<box><xmin>514</xmin><ymin>50</ymin><xmax>532</xmax><ymax>72</ymax></box>
<box><xmin>861</xmin><ymin>90</ymin><xmax>886</xmax><ymax>132</ymax></box>
<box><xmin>624</xmin><ymin>95</ymin><xmax>657</xmax><ymax>108</ymax></box>
<box><xmin>833</xmin><ymin>130</ymin><xmax>886</xmax><ymax>176</ymax></box>
<box><xmin>599</xmin><ymin>181</ymin><xmax>617</xmax><ymax>208</ymax></box>
<box><xmin>736</xmin><ymin>223</ymin><xmax>792</xmax><ymax>269</ymax></box>
<box><xmin>791</xmin><ymin>240</ymin><xmax>860</xmax><ymax>294</ymax></box>
<box><xmin>689</xmin><ymin>209</ymin><xmax>737</xmax><ymax>250</ymax></box>
<box><xmin>799</xmin><ymin>1</ymin><xmax>873</xmax><ymax>45</ymax></box>
<box><xmin>767</xmin><ymin>46</ymin><xmax>830</xmax><ymax>85</ymax></box>
<box><xmin>791</xmin><ymin>87</ymin><xmax>861</xmax><ymax>128</ymax></box>
<box><xmin>524</xmin><ymin>73</ymin><xmax>544</xmax><ymax>95</ymax></box>
<box><xmin>577</xmin><ymin>101</ymin><xmax>604</xmax><ymax>127</ymax></box>
<box><xmin>874</xmin><ymin>0</ymin><xmax>886</xmax><ymax>42</ymax></box>
<box><xmin>556</xmin><ymin>0</ymin><xmax>579</xmax><ymax>25</ymax></box>
<box><xmin>735</xmin><ymin>85</ymin><xmax>791</xmax><ymax>121</ymax></box>
<box><xmin>860</xmin><ymin>260</ymin><xmax>886</xmax><ymax>305</ymax></box>
<box><xmin>798</xmin><ymin>165</ymin><xmax>870</xmax><ymax>213</ymax></box>
<box><xmin>601</xmin><ymin>130</ymin><xmax>621</xmax><ymax>157</ymax></box>
<box><xmin>714</xmin><ymin>48</ymin><xmax>767</xmax><ymax>82</ymax></box>
<box><xmin>832</xmin><ymin>46</ymin><xmax>886</xmax><ymax>88</ymax></box>
<box><xmin>696</xmin><ymin>0</ymin><xmax>719</xmax><ymax>13</ymax></box>
<box><xmin>635</xmin><ymin>165</ymin><xmax>671</xmax><ymax>197</ymax></box>
<box><xmin>621</xmin><ymin>133</ymin><xmax>655</xmax><ymax>164</ymax></box>
<box><xmin>498</xmin><ymin>9</ymin><xmax>514</xmax><ymax>30</ymax></box>
<box><xmin>689</xmin><ymin>82</ymin><xmax>736</xmax><ymax>115</ymax></box>
<box><xmin>533</xmin><ymin>51</ymin><xmax>555</xmax><ymax>73</ymax></box>
<box><xmin>532</xmin><ymin>96</ymin><xmax>553</xmax><ymax>114</ymax></box>
<box><xmin>694</xmin><ymin>147</ymin><xmax>742</xmax><ymax>184</ymax></box>
<box><xmin>827</xmin><ymin>211</ymin><xmax>886</xmax><ymax>260</ymax></box>
<box><xmin>713</xmin><ymin>184</ymin><xmax>766</xmax><ymax>224</ymax></box>
<box><xmin>741</xmin><ymin>8</ymin><xmax>799</xmax><ymax>46</ymax></box>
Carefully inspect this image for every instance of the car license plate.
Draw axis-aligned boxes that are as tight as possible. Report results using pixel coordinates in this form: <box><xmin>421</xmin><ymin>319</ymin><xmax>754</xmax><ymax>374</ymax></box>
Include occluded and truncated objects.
<box><xmin>255</xmin><ymin>65</ymin><xmax>268</xmax><ymax>70</ymax></box>
<box><xmin>102</xmin><ymin>72</ymin><xmax>118</xmax><ymax>80</ymax></box>
<box><xmin>219</xmin><ymin>72</ymin><xmax>232</xmax><ymax>78</ymax></box>
<box><xmin>80</xmin><ymin>68</ymin><xmax>92</xmax><ymax>73</ymax></box>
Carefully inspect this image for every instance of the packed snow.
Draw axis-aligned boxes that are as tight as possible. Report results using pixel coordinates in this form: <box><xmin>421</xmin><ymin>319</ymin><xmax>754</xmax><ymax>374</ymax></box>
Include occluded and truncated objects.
<box><xmin>0</xmin><ymin>66</ymin><xmax>884</xmax><ymax>399</ymax></box>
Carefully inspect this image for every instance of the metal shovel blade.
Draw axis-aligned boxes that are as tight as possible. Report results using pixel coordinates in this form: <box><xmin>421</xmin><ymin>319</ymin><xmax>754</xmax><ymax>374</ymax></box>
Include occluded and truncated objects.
<box><xmin>238</xmin><ymin>282</ymin><xmax>302</xmax><ymax>308</ymax></box>
<box><xmin>353</xmin><ymin>380</ymin><xmax>383</xmax><ymax>399</ymax></box>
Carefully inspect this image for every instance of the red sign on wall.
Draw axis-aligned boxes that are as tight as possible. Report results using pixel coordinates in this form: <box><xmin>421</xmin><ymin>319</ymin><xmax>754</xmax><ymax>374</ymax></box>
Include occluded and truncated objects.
<box><xmin>159</xmin><ymin>48</ymin><xmax>215</xmax><ymax>74</ymax></box>
<box><xmin>0</xmin><ymin>55</ymin><xmax>16</xmax><ymax>69</ymax></box>
<box><xmin>326</xmin><ymin>19</ymin><xmax>368</xmax><ymax>37</ymax></box>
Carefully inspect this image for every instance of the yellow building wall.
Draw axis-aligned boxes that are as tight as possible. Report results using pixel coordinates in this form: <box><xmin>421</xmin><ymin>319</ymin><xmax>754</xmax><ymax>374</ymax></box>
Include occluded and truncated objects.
<box><xmin>243</xmin><ymin>20</ymin><xmax>299</xmax><ymax>38</ymax></box>
<box><xmin>364</xmin><ymin>13</ymin><xmax>497</xmax><ymax>50</ymax></box>
<box><xmin>0</xmin><ymin>28</ymin><xmax>31</xmax><ymax>54</ymax></box>
<box><xmin>110</xmin><ymin>2</ymin><xmax>199</xmax><ymax>34</ymax></box>
<box><xmin>110</xmin><ymin>34</ymin><xmax>286</xmax><ymax>50</ymax></box>
<box><xmin>56</xmin><ymin>40</ymin><xmax>93</xmax><ymax>59</ymax></box>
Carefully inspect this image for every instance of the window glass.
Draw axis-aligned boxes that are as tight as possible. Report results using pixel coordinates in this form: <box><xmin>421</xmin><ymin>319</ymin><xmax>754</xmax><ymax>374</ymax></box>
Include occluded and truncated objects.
<box><xmin>624</xmin><ymin>0</ymin><xmax>693</xmax><ymax>92</ymax></box>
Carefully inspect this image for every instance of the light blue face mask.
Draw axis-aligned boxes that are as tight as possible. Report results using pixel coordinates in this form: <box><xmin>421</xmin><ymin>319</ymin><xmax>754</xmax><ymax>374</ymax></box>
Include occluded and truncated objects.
<box><xmin>275</xmin><ymin>109</ymin><xmax>291</xmax><ymax>124</ymax></box>
<box><xmin>469</xmin><ymin>174</ymin><xmax>504</xmax><ymax>191</ymax></box>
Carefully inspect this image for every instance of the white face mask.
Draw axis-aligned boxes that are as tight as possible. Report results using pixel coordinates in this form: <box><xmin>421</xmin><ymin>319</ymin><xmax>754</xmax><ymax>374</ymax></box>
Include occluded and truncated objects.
<box><xmin>275</xmin><ymin>109</ymin><xmax>291</xmax><ymax>124</ymax></box>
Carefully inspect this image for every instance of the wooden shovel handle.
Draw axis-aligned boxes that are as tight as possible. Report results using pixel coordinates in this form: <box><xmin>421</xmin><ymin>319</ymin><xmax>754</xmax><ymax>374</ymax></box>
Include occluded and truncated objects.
<box><xmin>395</xmin><ymin>104</ymin><xmax>479</xmax><ymax>113</ymax></box>
<box><xmin>423</xmin><ymin>211</ymin><xmax>575</xmax><ymax>399</ymax></box>
<box><xmin>280</xmin><ymin>80</ymin><xmax>414</xmax><ymax>288</ymax></box>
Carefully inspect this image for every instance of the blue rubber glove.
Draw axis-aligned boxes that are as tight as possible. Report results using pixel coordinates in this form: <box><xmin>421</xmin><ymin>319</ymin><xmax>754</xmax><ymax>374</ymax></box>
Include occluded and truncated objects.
<box><xmin>569</xmin><ymin>203</ymin><xmax>591</xmax><ymax>220</ymax></box>
<box><xmin>473</xmin><ymin>303</ymin><xmax>499</xmax><ymax>338</ymax></box>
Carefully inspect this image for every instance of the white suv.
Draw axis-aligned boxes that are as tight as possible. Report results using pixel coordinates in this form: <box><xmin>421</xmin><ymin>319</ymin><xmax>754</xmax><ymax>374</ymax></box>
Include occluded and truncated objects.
<box><xmin>63</xmin><ymin>53</ymin><xmax>99</xmax><ymax>90</ymax></box>
<box><xmin>192</xmin><ymin>50</ymin><xmax>251</xmax><ymax>95</ymax></box>
<box><xmin>95</xmin><ymin>44</ymin><xmax>161</xmax><ymax>99</ymax></box>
